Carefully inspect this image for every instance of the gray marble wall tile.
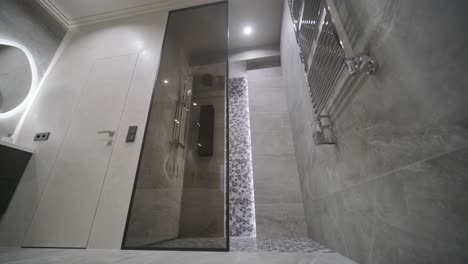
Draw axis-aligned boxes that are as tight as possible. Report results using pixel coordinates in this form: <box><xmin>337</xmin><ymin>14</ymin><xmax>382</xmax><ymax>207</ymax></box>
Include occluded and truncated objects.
<box><xmin>248</xmin><ymin>112</ymin><xmax>292</xmax><ymax>134</ymax></box>
<box><xmin>247</xmin><ymin>67</ymin><xmax>307</xmax><ymax>239</ymax></box>
<box><xmin>369</xmin><ymin>218</ymin><xmax>437</xmax><ymax>264</ymax></box>
<box><xmin>252</xmin><ymin>156</ymin><xmax>303</xmax><ymax>204</ymax></box>
<box><xmin>281</xmin><ymin>0</ymin><xmax>468</xmax><ymax>263</ymax></box>
<box><xmin>299</xmin><ymin>148</ymin><xmax>468</xmax><ymax>264</ymax></box>
<box><xmin>255</xmin><ymin>203</ymin><xmax>307</xmax><ymax>239</ymax></box>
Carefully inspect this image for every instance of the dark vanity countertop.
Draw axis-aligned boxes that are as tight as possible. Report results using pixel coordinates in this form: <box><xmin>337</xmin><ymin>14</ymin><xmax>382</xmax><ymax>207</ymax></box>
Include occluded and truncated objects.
<box><xmin>0</xmin><ymin>141</ymin><xmax>33</xmax><ymax>178</ymax></box>
<box><xmin>0</xmin><ymin>141</ymin><xmax>33</xmax><ymax>154</ymax></box>
<box><xmin>0</xmin><ymin>141</ymin><xmax>33</xmax><ymax>215</ymax></box>
<box><xmin>0</xmin><ymin>141</ymin><xmax>33</xmax><ymax>180</ymax></box>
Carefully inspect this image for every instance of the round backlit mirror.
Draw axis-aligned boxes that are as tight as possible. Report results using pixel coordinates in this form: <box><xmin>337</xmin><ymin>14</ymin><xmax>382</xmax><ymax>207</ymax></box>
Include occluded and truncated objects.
<box><xmin>0</xmin><ymin>44</ymin><xmax>33</xmax><ymax>114</ymax></box>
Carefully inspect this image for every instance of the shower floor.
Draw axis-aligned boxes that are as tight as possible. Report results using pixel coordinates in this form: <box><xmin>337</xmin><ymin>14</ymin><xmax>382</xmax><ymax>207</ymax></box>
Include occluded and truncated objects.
<box><xmin>0</xmin><ymin>247</ymin><xmax>357</xmax><ymax>264</ymax></box>
<box><xmin>151</xmin><ymin>237</ymin><xmax>227</xmax><ymax>249</ymax></box>
<box><xmin>231</xmin><ymin>237</ymin><xmax>334</xmax><ymax>253</ymax></box>
<box><xmin>151</xmin><ymin>237</ymin><xmax>334</xmax><ymax>253</ymax></box>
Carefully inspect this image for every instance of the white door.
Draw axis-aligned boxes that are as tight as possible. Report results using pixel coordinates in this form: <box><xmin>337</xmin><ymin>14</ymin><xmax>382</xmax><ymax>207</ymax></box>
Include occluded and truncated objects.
<box><xmin>23</xmin><ymin>54</ymin><xmax>138</xmax><ymax>248</ymax></box>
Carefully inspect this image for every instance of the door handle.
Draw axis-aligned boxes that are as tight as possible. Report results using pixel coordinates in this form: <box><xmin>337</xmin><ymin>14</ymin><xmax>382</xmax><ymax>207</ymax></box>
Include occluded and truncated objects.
<box><xmin>97</xmin><ymin>130</ymin><xmax>115</xmax><ymax>146</ymax></box>
<box><xmin>97</xmin><ymin>130</ymin><xmax>115</xmax><ymax>137</ymax></box>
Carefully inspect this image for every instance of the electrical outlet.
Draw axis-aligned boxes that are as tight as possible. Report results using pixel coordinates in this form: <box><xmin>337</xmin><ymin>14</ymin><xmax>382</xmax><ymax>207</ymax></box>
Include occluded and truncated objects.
<box><xmin>34</xmin><ymin>132</ymin><xmax>50</xmax><ymax>142</ymax></box>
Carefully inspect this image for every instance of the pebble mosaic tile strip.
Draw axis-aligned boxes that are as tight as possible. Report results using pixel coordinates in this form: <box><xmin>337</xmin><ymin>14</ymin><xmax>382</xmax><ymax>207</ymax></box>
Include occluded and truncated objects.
<box><xmin>231</xmin><ymin>237</ymin><xmax>335</xmax><ymax>253</ymax></box>
<box><xmin>228</xmin><ymin>77</ymin><xmax>256</xmax><ymax>237</ymax></box>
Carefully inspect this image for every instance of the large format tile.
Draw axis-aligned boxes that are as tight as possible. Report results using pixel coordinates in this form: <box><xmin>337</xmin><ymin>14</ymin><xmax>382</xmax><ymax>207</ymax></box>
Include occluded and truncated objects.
<box><xmin>252</xmin><ymin>156</ymin><xmax>303</xmax><ymax>204</ymax></box>
<box><xmin>369</xmin><ymin>219</ymin><xmax>436</xmax><ymax>264</ymax></box>
<box><xmin>305</xmin><ymin>196</ymin><xmax>349</xmax><ymax>259</ymax></box>
<box><xmin>281</xmin><ymin>0</ymin><xmax>468</xmax><ymax>263</ymax></box>
<box><xmin>248</xmin><ymin>92</ymin><xmax>289</xmax><ymax>114</ymax></box>
<box><xmin>371</xmin><ymin>148</ymin><xmax>468</xmax><ymax>263</ymax></box>
<box><xmin>249</xmin><ymin>112</ymin><xmax>292</xmax><ymax>135</ymax></box>
<box><xmin>335</xmin><ymin>183</ymin><xmax>377</xmax><ymax>264</ymax></box>
<box><xmin>250</xmin><ymin>132</ymin><xmax>296</xmax><ymax>157</ymax></box>
<box><xmin>247</xmin><ymin>67</ymin><xmax>306</xmax><ymax>239</ymax></box>
<box><xmin>303</xmin><ymin>147</ymin><xmax>468</xmax><ymax>264</ymax></box>
<box><xmin>0</xmin><ymin>247</ymin><xmax>358</xmax><ymax>264</ymax></box>
<box><xmin>255</xmin><ymin>203</ymin><xmax>308</xmax><ymax>239</ymax></box>
<box><xmin>247</xmin><ymin>67</ymin><xmax>283</xmax><ymax>82</ymax></box>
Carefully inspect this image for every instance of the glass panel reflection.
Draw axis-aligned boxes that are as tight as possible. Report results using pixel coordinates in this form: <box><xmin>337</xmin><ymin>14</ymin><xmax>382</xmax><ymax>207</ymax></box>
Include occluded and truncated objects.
<box><xmin>123</xmin><ymin>2</ymin><xmax>228</xmax><ymax>251</ymax></box>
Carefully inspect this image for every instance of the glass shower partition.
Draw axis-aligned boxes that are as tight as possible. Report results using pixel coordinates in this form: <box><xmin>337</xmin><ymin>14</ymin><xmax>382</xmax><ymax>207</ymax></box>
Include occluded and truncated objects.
<box><xmin>122</xmin><ymin>2</ymin><xmax>229</xmax><ymax>251</ymax></box>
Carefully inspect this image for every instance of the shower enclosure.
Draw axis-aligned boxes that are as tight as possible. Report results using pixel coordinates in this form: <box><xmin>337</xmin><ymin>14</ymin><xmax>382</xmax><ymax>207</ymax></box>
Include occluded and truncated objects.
<box><xmin>122</xmin><ymin>2</ymin><xmax>229</xmax><ymax>251</ymax></box>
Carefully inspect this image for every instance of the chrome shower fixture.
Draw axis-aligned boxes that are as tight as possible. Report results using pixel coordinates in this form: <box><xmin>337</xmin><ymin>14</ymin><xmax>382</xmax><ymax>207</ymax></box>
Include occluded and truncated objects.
<box><xmin>345</xmin><ymin>54</ymin><xmax>377</xmax><ymax>75</ymax></box>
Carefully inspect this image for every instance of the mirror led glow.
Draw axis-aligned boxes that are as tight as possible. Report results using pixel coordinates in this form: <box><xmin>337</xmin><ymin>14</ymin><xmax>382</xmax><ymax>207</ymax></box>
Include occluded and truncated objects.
<box><xmin>0</xmin><ymin>39</ymin><xmax>38</xmax><ymax>119</ymax></box>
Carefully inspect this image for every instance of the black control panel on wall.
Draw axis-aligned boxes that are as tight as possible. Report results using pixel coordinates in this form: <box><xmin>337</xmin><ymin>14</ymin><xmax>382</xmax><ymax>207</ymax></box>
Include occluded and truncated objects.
<box><xmin>198</xmin><ymin>105</ymin><xmax>214</xmax><ymax>156</ymax></box>
<box><xmin>126</xmin><ymin>126</ymin><xmax>138</xmax><ymax>143</ymax></box>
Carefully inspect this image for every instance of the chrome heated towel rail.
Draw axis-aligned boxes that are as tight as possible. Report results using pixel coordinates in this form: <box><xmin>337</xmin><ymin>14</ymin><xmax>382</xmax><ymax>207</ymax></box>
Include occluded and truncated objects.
<box><xmin>288</xmin><ymin>0</ymin><xmax>377</xmax><ymax>144</ymax></box>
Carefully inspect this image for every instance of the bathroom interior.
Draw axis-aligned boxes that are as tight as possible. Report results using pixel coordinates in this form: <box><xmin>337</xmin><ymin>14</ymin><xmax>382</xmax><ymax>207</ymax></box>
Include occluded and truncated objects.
<box><xmin>0</xmin><ymin>0</ymin><xmax>467</xmax><ymax>263</ymax></box>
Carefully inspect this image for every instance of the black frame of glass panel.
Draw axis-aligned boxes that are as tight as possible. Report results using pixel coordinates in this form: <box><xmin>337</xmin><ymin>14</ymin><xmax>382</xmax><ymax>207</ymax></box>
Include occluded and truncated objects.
<box><xmin>121</xmin><ymin>1</ymin><xmax>230</xmax><ymax>252</ymax></box>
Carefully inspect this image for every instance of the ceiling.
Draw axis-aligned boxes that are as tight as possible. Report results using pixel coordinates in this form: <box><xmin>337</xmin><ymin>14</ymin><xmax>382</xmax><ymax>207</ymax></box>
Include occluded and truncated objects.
<box><xmin>170</xmin><ymin>3</ymin><xmax>227</xmax><ymax>56</ymax></box>
<box><xmin>228</xmin><ymin>0</ymin><xmax>283</xmax><ymax>50</ymax></box>
<box><xmin>37</xmin><ymin>0</ymin><xmax>284</xmax><ymax>51</ymax></box>
<box><xmin>36</xmin><ymin>0</ymin><xmax>222</xmax><ymax>28</ymax></box>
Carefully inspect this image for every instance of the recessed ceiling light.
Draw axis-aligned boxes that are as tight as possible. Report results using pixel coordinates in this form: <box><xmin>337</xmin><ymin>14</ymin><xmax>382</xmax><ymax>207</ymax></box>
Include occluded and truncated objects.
<box><xmin>243</xmin><ymin>26</ymin><xmax>253</xmax><ymax>36</ymax></box>
<box><xmin>163</xmin><ymin>80</ymin><xmax>169</xmax><ymax>84</ymax></box>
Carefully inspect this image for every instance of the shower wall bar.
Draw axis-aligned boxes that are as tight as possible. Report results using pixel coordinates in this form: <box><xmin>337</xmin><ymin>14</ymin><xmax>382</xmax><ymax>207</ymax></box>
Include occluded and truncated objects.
<box><xmin>288</xmin><ymin>0</ymin><xmax>377</xmax><ymax>145</ymax></box>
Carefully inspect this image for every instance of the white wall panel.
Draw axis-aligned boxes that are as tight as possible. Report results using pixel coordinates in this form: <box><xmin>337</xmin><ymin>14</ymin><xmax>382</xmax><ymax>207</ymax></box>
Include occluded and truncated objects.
<box><xmin>0</xmin><ymin>11</ymin><xmax>168</xmax><ymax>248</ymax></box>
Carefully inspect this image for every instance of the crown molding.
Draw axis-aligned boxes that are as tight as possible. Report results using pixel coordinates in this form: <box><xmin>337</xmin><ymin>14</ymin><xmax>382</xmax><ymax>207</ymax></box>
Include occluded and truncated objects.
<box><xmin>36</xmin><ymin>0</ymin><xmax>222</xmax><ymax>29</ymax></box>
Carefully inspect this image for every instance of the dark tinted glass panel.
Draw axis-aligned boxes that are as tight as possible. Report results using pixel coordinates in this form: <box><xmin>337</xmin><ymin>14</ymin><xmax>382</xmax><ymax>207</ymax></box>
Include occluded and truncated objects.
<box><xmin>122</xmin><ymin>2</ymin><xmax>228</xmax><ymax>251</ymax></box>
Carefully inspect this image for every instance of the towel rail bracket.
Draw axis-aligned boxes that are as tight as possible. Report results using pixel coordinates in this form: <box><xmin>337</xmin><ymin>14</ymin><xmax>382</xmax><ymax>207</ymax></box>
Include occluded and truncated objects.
<box><xmin>345</xmin><ymin>53</ymin><xmax>377</xmax><ymax>75</ymax></box>
<box><xmin>313</xmin><ymin>115</ymin><xmax>337</xmax><ymax>145</ymax></box>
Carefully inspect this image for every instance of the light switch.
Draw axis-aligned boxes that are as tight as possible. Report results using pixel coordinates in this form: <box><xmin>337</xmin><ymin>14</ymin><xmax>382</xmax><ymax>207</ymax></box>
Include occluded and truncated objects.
<box><xmin>126</xmin><ymin>126</ymin><xmax>137</xmax><ymax>143</ymax></box>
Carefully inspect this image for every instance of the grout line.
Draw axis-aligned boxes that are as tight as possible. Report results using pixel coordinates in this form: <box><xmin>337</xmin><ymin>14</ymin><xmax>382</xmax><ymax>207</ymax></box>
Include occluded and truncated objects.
<box><xmin>367</xmin><ymin>216</ymin><xmax>377</xmax><ymax>264</ymax></box>
<box><xmin>316</xmin><ymin>145</ymin><xmax>468</xmax><ymax>200</ymax></box>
